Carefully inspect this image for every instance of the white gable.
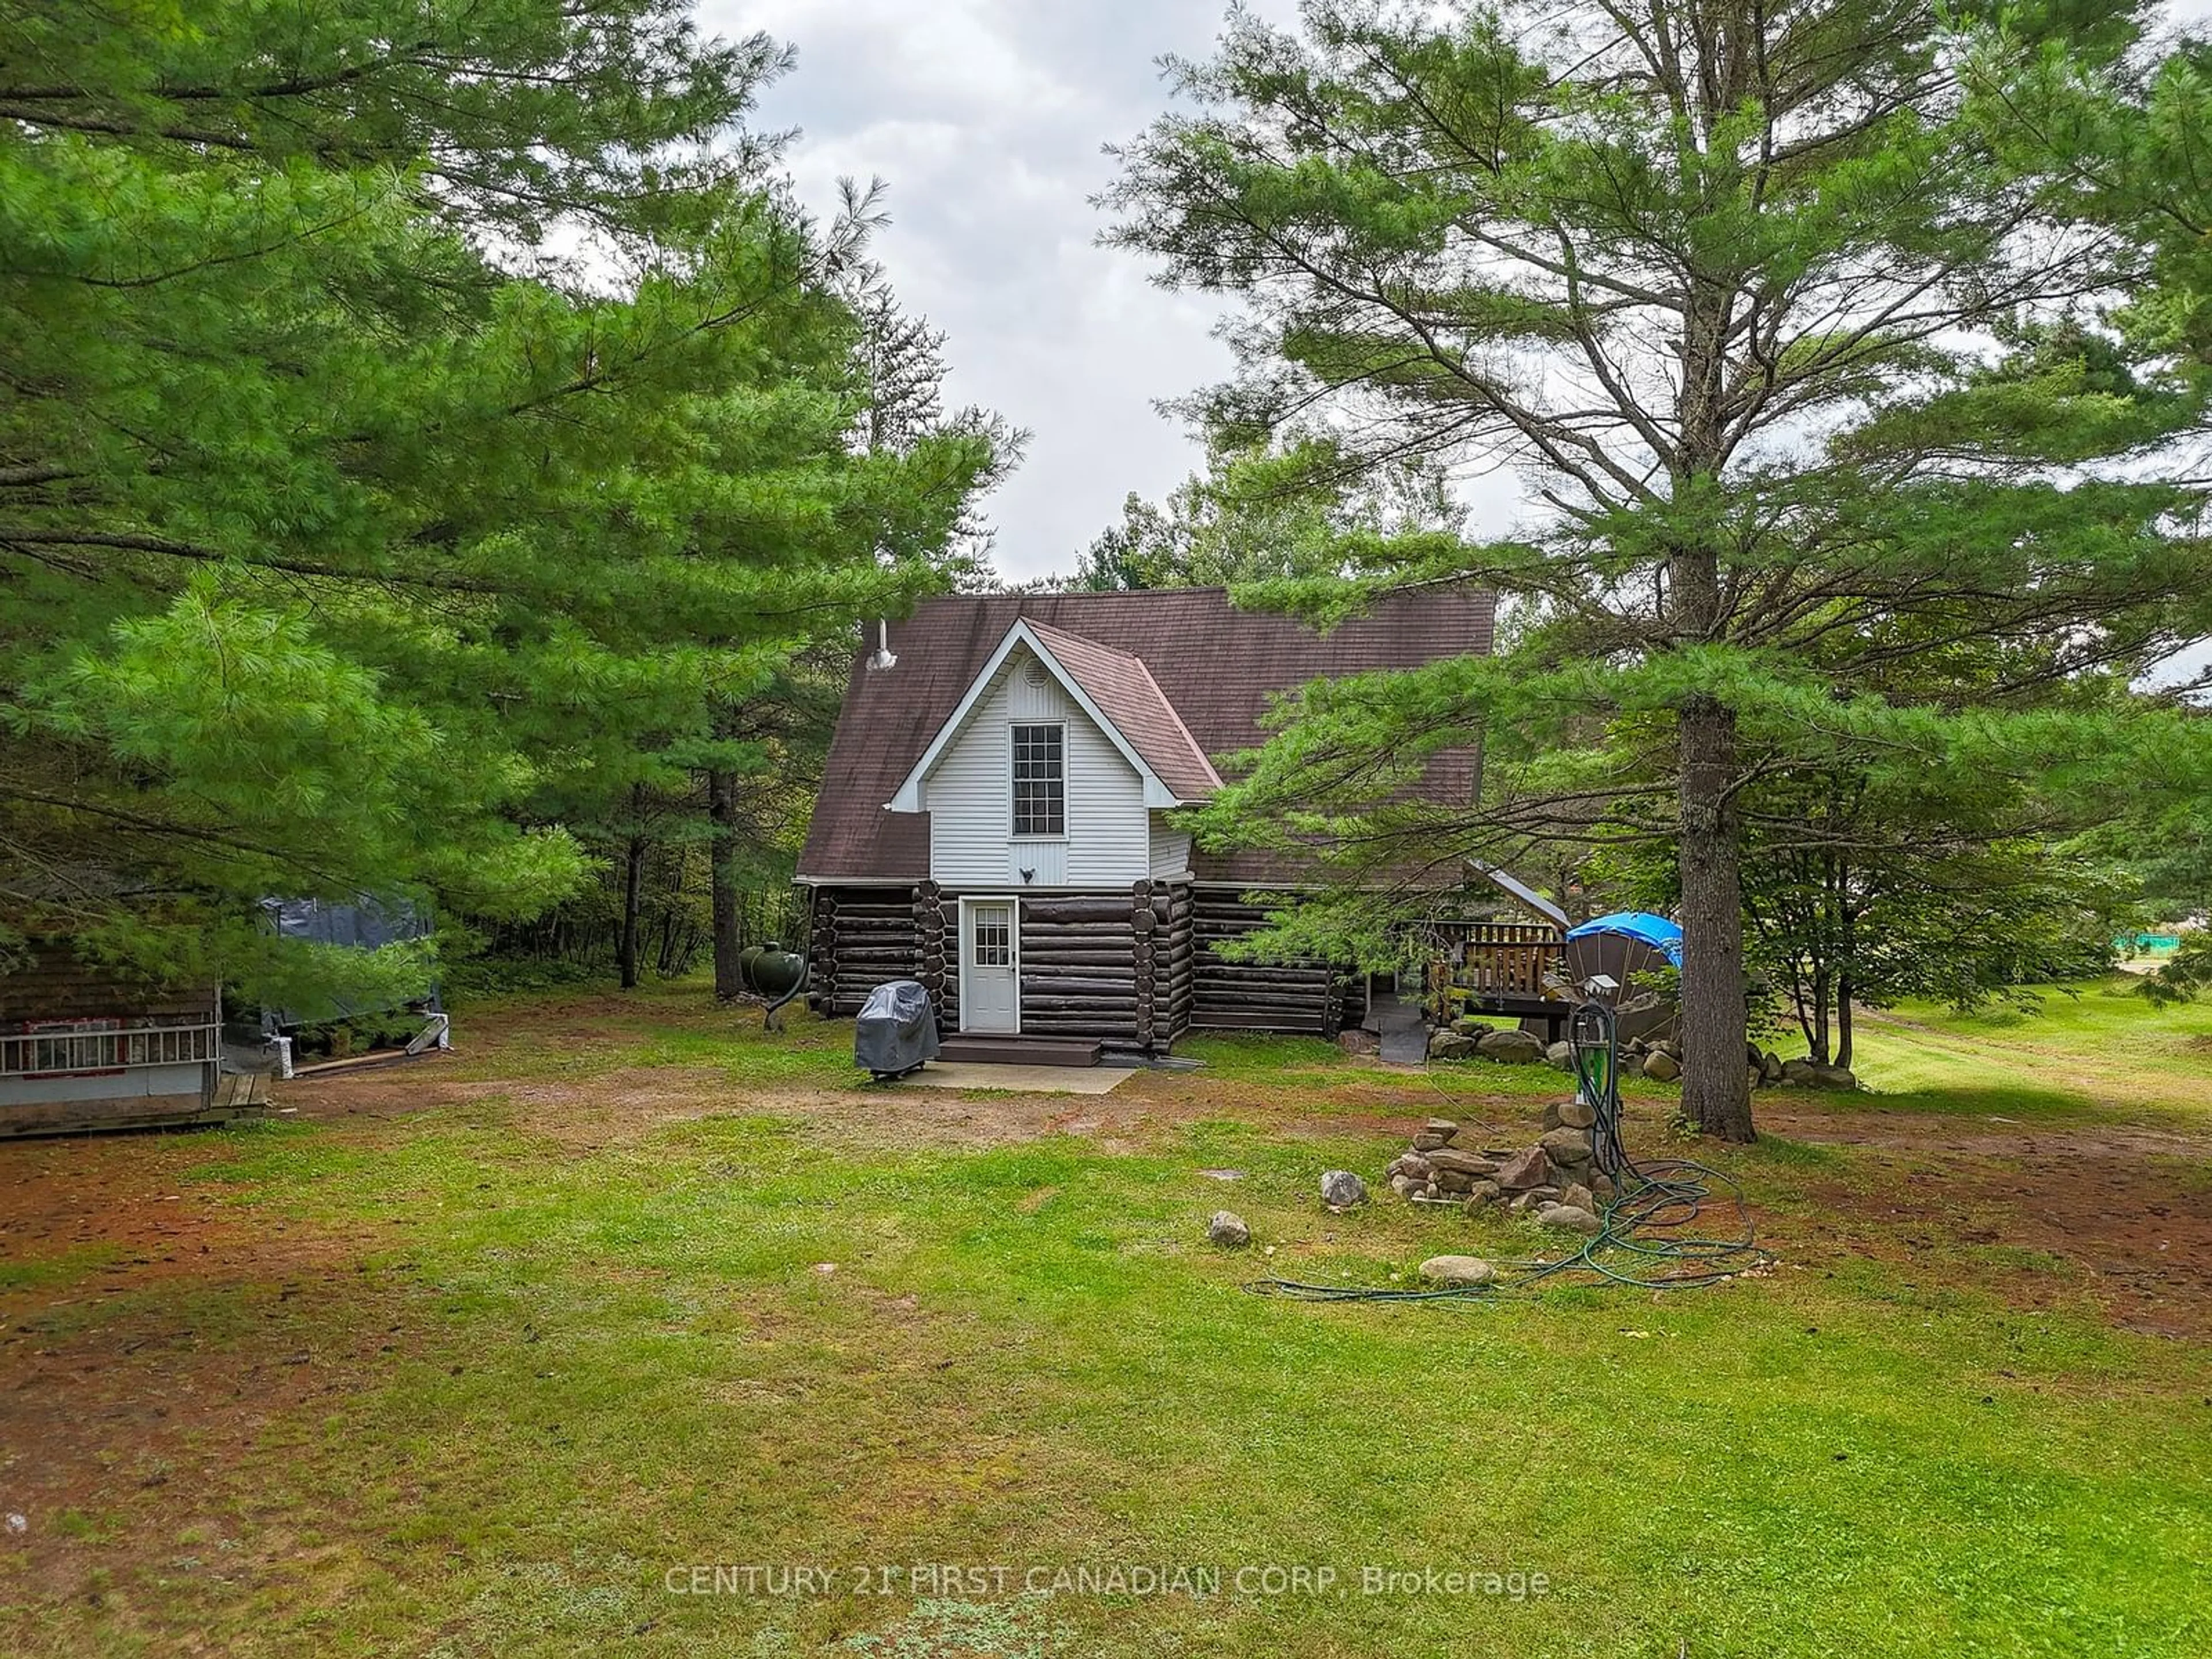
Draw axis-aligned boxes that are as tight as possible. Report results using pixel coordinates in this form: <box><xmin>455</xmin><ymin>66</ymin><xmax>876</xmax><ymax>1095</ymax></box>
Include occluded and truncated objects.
<box><xmin>915</xmin><ymin>646</ymin><xmax>1152</xmax><ymax>888</ymax></box>
<box><xmin>886</xmin><ymin>618</ymin><xmax>1190</xmax><ymax>813</ymax></box>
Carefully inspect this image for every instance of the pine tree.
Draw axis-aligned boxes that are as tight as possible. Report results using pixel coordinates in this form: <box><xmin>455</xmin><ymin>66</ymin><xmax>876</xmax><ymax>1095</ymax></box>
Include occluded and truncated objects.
<box><xmin>0</xmin><ymin>2</ymin><xmax>1009</xmax><ymax>1003</ymax></box>
<box><xmin>1105</xmin><ymin>0</ymin><xmax>2210</xmax><ymax>1137</ymax></box>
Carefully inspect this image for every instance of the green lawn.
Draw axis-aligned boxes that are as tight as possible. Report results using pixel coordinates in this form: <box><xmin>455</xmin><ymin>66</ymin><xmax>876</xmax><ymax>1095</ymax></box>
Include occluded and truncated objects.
<box><xmin>1</xmin><ymin>978</ymin><xmax>2207</xmax><ymax>1656</ymax></box>
<box><xmin>1846</xmin><ymin>975</ymin><xmax>2212</xmax><ymax>1121</ymax></box>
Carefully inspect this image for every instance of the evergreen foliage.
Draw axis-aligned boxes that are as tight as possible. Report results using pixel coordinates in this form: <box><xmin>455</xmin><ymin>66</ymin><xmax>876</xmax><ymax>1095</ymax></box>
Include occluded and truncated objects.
<box><xmin>1105</xmin><ymin>0</ymin><xmax>2212</xmax><ymax>1137</ymax></box>
<box><xmin>0</xmin><ymin>1</ymin><xmax>1009</xmax><ymax>1003</ymax></box>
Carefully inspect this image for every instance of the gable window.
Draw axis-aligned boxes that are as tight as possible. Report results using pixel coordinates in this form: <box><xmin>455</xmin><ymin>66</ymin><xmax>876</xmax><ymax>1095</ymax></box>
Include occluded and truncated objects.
<box><xmin>1011</xmin><ymin>722</ymin><xmax>1065</xmax><ymax>836</ymax></box>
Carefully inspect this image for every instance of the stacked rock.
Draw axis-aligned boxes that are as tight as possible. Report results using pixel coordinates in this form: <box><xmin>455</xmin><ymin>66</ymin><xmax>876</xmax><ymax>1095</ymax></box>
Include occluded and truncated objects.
<box><xmin>1544</xmin><ymin>1033</ymin><xmax>1857</xmax><ymax>1092</ymax></box>
<box><xmin>1384</xmin><ymin>1116</ymin><xmax>1612</xmax><ymax>1236</ymax></box>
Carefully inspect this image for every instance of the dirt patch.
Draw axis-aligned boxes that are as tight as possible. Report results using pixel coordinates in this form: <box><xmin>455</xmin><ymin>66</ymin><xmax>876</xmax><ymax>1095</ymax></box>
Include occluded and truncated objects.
<box><xmin>1762</xmin><ymin>1106</ymin><xmax>2212</xmax><ymax>1339</ymax></box>
<box><xmin>0</xmin><ymin>1132</ymin><xmax>408</xmax><ymax>1628</ymax></box>
<box><xmin>280</xmin><ymin>1053</ymin><xmax>1512</xmax><ymax>1158</ymax></box>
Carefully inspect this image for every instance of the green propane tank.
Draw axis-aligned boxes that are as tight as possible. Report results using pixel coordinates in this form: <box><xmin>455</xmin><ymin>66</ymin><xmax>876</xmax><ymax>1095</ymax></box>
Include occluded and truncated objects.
<box><xmin>752</xmin><ymin>940</ymin><xmax>804</xmax><ymax>999</ymax></box>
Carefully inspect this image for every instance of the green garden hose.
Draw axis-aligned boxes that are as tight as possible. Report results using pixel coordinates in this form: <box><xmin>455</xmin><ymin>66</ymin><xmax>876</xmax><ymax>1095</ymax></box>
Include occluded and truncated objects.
<box><xmin>1248</xmin><ymin>998</ymin><xmax>1772</xmax><ymax>1305</ymax></box>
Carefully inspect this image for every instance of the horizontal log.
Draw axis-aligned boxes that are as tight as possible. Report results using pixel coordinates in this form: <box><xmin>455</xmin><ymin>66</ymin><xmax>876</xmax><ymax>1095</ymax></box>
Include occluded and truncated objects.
<box><xmin>1018</xmin><ymin>897</ymin><xmax>1139</xmax><ymax>923</ymax></box>
<box><xmin>1191</xmin><ymin>997</ymin><xmax>1323</xmax><ymax>1012</ymax></box>
<box><xmin>1189</xmin><ymin>1012</ymin><xmax>1326</xmax><ymax>1033</ymax></box>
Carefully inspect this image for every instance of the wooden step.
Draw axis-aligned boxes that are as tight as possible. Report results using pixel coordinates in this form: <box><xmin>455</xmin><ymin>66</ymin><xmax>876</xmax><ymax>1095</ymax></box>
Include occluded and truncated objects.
<box><xmin>937</xmin><ymin>1035</ymin><xmax>1103</xmax><ymax>1068</ymax></box>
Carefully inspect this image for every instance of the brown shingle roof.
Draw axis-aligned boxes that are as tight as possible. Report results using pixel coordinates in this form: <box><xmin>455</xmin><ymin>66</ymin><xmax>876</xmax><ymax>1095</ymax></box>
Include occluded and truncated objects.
<box><xmin>796</xmin><ymin>586</ymin><xmax>1493</xmax><ymax>885</ymax></box>
<box><xmin>1020</xmin><ymin>617</ymin><xmax>1222</xmax><ymax>800</ymax></box>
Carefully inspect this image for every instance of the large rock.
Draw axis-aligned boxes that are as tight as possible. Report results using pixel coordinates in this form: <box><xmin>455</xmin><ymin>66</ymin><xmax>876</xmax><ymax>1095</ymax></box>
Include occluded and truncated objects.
<box><xmin>1762</xmin><ymin>1051</ymin><xmax>1785</xmax><ymax>1084</ymax></box>
<box><xmin>1433</xmin><ymin>1168</ymin><xmax>1475</xmax><ymax>1195</ymax></box>
<box><xmin>1494</xmin><ymin>1145</ymin><xmax>1555</xmax><ymax>1191</ymax></box>
<box><xmin>1557</xmin><ymin>1098</ymin><xmax>1597</xmax><ymax>1129</ymax></box>
<box><xmin>1558</xmin><ymin>1181</ymin><xmax>1596</xmax><ymax>1213</ymax></box>
<box><xmin>1428</xmin><ymin>1029</ymin><xmax>1480</xmax><ymax>1060</ymax></box>
<box><xmin>1424</xmin><ymin>1118</ymin><xmax>1460</xmax><ymax>1139</ymax></box>
<box><xmin>1206</xmin><ymin>1211</ymin><xmax>1251</xmax><ymax>1248</ymax></box>
<box><xmin>1546</xmin><ymin>1040</ymin><xmax>1575</xmax><ymax>1071</ymax></box>
<box><xmin>1320</xmin><ymin>1169</ymin><xmax>1369</xmax><ymax>1209</ymax></box>
<box><xmin>1640</xmin><ymin>1049</ymin><xmax>1681</xmax><ymax>1082</ymax></box>
<box><xmin>1464</xmin><ymin>1179</ymin><xmax>1502</xmax><ymax>1207</ymax></box>
<box><xmin>1336</xmin><ymin>1028</ymin><xmax>1379</xmax><ymax>1056</ymax></box>
<box><xmin>1411</xmin><ymin>1131</ymin><xmax>1450</xmax><ymax>1151</ymax></box>
<box><xmin>1385</xmin><ymin>1151</ymin><xmax>1434</xmax><ymax>1183</ymax></box>
<box><xmin>1475</xmin><ymin>1027</ymin><xmax>1547</xmax><ymax>1064</ymax></box>
<box><xmin>1426</xmin><ymin>1147</ymin><xmax>1500</xmax><ymax>1177</ymax></box>
<box><xmin>1539</xmin><ymin>1204</ymin><xmax>1604</xmax><ymax>1236</ymax></box>
<box><xmin>1779</xmin><ymin>1058</ymin><xmax>1817</xmax><ymax>1085</ymax></box>
<box><xmin>1509</xmin><ymin>1185</ymin><xmax>1562</xmax><ymax>1213</ymax></box>
<box><xmin>1805</xmin><ymin>1063</ymin><xmax>1858</xmax><ymax>1090</ymax></box>
<box><xmin>1418</xmin><ymin>1254</ymin><xmax>1497</xmax><ymax>1287</ymax></box>
<box><xmin>1539</xmin><ymin>1127</ymin><xmax>1593</xmax><ymax>1166</ymax></box>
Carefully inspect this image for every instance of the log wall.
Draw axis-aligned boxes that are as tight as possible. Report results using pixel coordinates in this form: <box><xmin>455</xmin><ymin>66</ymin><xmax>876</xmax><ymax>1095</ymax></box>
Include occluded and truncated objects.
<box><xmin>1016</xmin><ymin>893</ymin><xmax>1141</xmax><ymax>1044</ymax></box>
<box><xmin>805</xmin><ymin>881</ymin><xmax>1340</xmax><ymax>1045</ymax></box>
<box><xmin>1190</xmin><ymin>887</ymin><xmax>1345</xmax><ymax>1037</ymax></box>
<box><xmin>806</xmin><ymin>886</ymin><xmax>922</xmax><ymax>1017</ymax></box>
<box><xmin>1158</xmin><ymin>882</ymin><xmax>1196</xmax><ymax>1046</ymax></box>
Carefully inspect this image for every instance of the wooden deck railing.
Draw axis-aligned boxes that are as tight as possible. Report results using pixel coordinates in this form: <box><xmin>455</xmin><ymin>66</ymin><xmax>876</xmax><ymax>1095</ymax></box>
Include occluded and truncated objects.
<box><xmin>1425</xmin><ymin>922</ymin><xmax>1569</xmax><ymax>1022</ymax></box>
<box><xmin>1453</xmin><ymin>923</ymin><xmax>1567</xmax><ymax>994</ymax></box>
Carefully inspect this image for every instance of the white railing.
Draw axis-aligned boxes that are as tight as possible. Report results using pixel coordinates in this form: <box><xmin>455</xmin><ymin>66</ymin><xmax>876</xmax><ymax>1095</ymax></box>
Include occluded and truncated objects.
<box><xmin>1</xmin><ymin>1019</ymin><xmax>221</xmax><ymax>1078</ymax></box>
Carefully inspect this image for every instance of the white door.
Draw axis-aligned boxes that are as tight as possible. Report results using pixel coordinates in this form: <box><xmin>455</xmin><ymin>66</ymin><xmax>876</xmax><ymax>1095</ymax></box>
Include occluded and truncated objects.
<box><xmin>962</xmin><ymin>900</ymin><xmax>1019</xmax><ymax>1033</ymax></box>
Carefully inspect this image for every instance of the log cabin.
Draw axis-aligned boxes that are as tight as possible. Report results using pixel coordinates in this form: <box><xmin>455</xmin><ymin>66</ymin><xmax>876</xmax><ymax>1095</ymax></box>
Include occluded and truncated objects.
<box><xmin>796</xmin><ymin>586</ymin><xmax>1516</xmax><ymax>1062</ymax></box>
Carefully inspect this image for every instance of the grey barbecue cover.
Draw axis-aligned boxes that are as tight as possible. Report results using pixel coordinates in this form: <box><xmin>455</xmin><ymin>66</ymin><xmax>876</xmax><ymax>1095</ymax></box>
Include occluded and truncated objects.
<box><xmin>854</xmin><ymin>980</ymin><xmax>941</xmax><ymax>1073</ymax></box>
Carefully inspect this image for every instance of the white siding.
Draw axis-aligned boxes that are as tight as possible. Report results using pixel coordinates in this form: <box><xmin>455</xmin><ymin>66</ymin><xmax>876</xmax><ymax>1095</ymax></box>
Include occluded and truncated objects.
<box><xmin>921</xmin><ymin>647</ymin><xmax>1150</xmax><ymax>887</ymax></box>
<box><xmin>1149</xmin><ymin>819</ymin><xmax>1192</xmax><ymax>880</ymax></box>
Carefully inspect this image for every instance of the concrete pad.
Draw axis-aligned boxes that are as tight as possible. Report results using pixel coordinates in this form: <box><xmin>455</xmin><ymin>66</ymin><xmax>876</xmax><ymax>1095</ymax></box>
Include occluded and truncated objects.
<box><xmin>896</xmin><ymin>1060</ymin><xmax>1136</xmax><ymax>1096</ymax></box>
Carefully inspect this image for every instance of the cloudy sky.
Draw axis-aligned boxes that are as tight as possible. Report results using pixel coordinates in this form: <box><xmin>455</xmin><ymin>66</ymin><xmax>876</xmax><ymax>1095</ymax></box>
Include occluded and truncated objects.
<box><xmin>703</xmin><ymin>0</ymin><xmax>1309</xmax><ymax>584</ymax></box>
<box><xmin>704</xmin><ymin>1</ymin><xmax>2212</xmax><ymax>691</ymax></box>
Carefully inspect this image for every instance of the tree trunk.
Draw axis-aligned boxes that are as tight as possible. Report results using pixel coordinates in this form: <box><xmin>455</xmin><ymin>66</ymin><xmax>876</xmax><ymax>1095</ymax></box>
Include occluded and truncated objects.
<box><xmin>1835</xmin><ymin>977</ymin><xmax>1855</xmax><ymax>1071</ymax></box>
<box><xmin>1677</xmin><ymin>696</ymin><xmax>1755</xmax><ymax>1141</ymax></box>
<box><xmin>1806</xmin><ymin>964</ymin><xmax>1830</xmax><ymax>1066</ymax></box>
<box><xmin>707</xmin><ymin>765</ymin><xmax>744</xmax><ymax>1001</ymax></box>
<box><xmin>618</xmin><ymin>833</ymin><xmax>646</xmax><ymax>990</ymax></box>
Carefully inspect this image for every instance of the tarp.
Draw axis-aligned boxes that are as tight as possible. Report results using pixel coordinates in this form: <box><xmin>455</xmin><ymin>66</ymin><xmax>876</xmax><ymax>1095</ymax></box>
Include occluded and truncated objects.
<box><xmin>260</xmin><ymin>897</ymin><xmax>438</xmax><ymax>1030</ymax></box>
<box><xmin>854</xmin><ymin>979</ymin><xmax>941</xmax><ymax>1075</ymax></box>
<box><xmin>1565</xmin><ymin>911</ymin><xmax>1683</xmax><ymax>967</ymax></box>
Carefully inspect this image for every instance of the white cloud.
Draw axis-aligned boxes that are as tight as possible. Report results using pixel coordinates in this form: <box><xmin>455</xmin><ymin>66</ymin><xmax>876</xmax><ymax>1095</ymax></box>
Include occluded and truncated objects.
<box><xmin>698</xmin><ymin>0</ymin><xmax>1300</xmax><ymax>581</ymax></box>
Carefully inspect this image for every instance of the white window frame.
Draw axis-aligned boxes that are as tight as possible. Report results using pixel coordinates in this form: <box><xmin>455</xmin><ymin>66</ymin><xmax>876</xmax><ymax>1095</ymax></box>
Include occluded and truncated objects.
<box><xmin>1008</xmin><ymin>719</ymin><xmax>1067</xmax><ymax>841</ymax></box>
